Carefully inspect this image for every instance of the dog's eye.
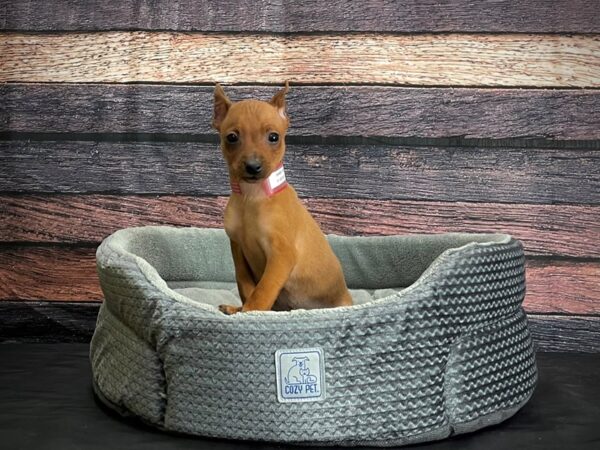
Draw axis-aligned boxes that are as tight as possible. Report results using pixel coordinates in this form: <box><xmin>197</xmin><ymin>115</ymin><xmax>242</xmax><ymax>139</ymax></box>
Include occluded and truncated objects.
<box><xmin>226</xmin><ymin>133</ymin><xmax>239</xmax><ymax>144</ymax></box>
<box><xmin>268</xmin><ymin>132</ymin><xmax>279</xmax><ymax>143</ymax></box>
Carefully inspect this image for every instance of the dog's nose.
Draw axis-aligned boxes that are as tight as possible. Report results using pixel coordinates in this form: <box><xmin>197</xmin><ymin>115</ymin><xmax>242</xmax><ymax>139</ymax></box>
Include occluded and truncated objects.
<box><xmin>245</xmin><ymin>159</ymin><xmax>262</xmax><ymax>176</ymax></box>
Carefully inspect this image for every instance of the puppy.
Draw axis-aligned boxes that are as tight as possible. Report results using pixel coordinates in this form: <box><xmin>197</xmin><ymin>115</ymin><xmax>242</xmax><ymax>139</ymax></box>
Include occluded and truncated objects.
<box><xmin>212</xmin><ymin>82</ymin><xmax>353</xmax><ymax>314</ymax></box>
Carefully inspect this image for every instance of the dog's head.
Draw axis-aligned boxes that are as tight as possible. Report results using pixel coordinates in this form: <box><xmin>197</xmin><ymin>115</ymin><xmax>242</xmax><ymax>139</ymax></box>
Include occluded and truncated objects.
<box><xmin>212</xmin><ymin>82</ymin><xmax>290</xmax><ymax>183</ymax></box>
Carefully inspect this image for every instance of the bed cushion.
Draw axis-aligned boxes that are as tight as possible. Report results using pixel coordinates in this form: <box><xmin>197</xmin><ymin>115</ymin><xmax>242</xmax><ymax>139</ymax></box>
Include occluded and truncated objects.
<box><xmin>90</xmin><ymin>226</ymin><xmax>537</xmax><ymax>446</ymax></box>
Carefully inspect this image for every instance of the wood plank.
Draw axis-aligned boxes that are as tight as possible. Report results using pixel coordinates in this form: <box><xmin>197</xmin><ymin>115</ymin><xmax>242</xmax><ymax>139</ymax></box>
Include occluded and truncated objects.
<box><xmin>0</xmin><ymin>247</ymin><xmax>598</xmax><ymax>316</ymax></box>
<box><xmin>1</xmin><ymin>33</ymin><xmax>599</xmax><ymax>87</ymax></box>
<box><xmin>529</xmin><ymin>314</ymin><xmax>600</xmax><ymax>353</ymax></box>
<box><xmin>2</xmin><ymin>301</ymin><xmax>598</xmax><ymax>351</ymax></box>
<box><xmin>3</xmin><ymin>300</ymin><xmax>599</xmax><ymax>351</ymax></box>
<box><xmin>529</xmin><ymin>315</ymin><xmax>600</xmax><ymax>353</ymax></box>
<box><xmin>1</xmin><ymin>140</ymin><xmax>598</xmax><ymax>204</ymax></box>
<box><xmin>3</xmin><ymin>84</ymin><xmax>600</xmax><ymax>140</ymax></box>
<box><xmin>1</xmin><ymin>195</ymin><xmax>599</xmax><ymax>258</ymax></box>
<box><xmin>2</xmin><ymin>1</ymin><xmax>599</xmax><ymax>33</ymax></box>
<box><xmin>0</xmin><ymin>247</ymin><xmax>101</xmax><ymax>301</ymax></box>
<box><xmin>0</xmin><ymin>301</ymin><xmax>99</xmax><ymax>343</ymax></box>
<box><xmin>303</xmin><ymin>199</ymin><xmax>600</xmax><ymax>259</ymax></box>
<box><xmin>0</xmin><ymin>195</ymin><xmax>227</xmax><ymax>244</ymax></box>
<box><xmin>526</xmin><ymin>261</ymin><xmax>600</xmax><ymax>316</ymax></box>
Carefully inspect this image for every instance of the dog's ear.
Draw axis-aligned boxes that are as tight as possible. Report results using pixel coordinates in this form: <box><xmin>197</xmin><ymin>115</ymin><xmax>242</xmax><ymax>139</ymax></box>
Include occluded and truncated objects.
<box><xmin>270</xmin><ymin>80</ymin><xmax>290</xmax><ymax>123</ymax></box>
<box><xmin>213</xmin><ymin>83</ymin><xmax>232</xmax><ymax>131</ymax></box>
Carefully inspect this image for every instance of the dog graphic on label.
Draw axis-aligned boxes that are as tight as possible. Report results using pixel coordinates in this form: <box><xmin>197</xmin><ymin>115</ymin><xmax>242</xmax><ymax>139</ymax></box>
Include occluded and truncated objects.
<box><xmin>284</xmin><ymin>356</ymin><xmax>318</xmax><ymax>385</ymax></box>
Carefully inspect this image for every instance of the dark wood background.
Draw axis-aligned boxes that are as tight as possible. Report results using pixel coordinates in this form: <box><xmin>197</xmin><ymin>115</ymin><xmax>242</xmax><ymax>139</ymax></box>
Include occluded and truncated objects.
<box><xmin>0</xmin><ymin>1</ymin><xmax>598</xmax><ymax>350</ymax></box>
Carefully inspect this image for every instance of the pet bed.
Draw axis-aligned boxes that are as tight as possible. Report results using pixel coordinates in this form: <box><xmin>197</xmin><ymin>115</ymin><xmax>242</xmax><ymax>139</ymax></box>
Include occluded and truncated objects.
<box><xmin>90</xmin><ymin>226</ymin><xmax>537</xmax><ymax>446</ymax></box>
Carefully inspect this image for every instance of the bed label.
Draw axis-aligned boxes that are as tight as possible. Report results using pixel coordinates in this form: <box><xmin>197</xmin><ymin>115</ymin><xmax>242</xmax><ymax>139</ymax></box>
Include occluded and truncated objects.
<box><xmin>275</xmin><ymin>347</ymin><xmax>326</xmax><ymax>403</ymax></box>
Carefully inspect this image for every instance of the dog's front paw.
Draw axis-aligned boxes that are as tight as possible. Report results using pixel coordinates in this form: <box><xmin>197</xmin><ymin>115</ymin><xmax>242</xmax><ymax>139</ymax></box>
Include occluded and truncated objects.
<box><xmin>219</xmin><ymin>304</ymin><xmax>242</xmax><ymax>315</ymax></box>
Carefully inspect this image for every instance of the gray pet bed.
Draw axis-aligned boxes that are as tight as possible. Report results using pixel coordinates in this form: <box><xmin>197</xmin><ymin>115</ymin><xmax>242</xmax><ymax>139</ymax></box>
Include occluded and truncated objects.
<box><xmin>90</xmin><ymin>226</ymin><xmax>537</xmax><ymax>446</ymax></box>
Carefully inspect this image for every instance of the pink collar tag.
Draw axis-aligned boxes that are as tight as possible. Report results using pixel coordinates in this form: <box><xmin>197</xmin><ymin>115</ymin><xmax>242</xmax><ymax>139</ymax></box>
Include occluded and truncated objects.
<box><xmin>230</xmin><ymin>180</ymin><xmax>242</xmax><ymax>194</ymax></box>
<box><xmin>231</xmin><ymin>163</ymin><xmax>288</xmax><ymax>197</ymax></box>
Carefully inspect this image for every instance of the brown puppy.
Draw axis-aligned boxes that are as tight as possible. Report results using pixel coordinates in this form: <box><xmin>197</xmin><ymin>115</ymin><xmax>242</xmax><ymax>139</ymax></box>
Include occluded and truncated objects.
<box><xmin>213</xmin><ymin>82</ymin><xmax>353</xmax><ymax>314</ymax></box>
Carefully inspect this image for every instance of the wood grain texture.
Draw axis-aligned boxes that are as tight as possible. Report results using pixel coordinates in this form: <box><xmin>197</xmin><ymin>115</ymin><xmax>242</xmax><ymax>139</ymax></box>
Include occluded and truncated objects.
<box><xmin>0</xmin><ymin>247</ymin><xmax>598</xmax><ymax>315</ymax></box>
<box><xmin>1</xmin><ymin>195</ymin><xmax>599</xmax><ymax>258</ymax></box>
<box><xmin>0</xmin><ymin>195</ymin><xmax>227</xmax><ymax>244</ymax></box>
<box><xmin>526</xmin><ymin>261</ymin><xmax>600</xmax><ymax>316</ymax></box>
<box><xmin>2</xmin><ymin>302</ymin><xmax>598</xmax><ymax>351</ymax></box>
<box><xmin>0</xmin><ymin>301</ymin><xmax>99</xmax><ymax>343</ymax></box>
<box><xmin>2</xmin><ymin>1</ymin><xmax>599</xmax><ymax>33</ymax></box>
<box><xmin>0</xmin><ymin>247</ymin><xmax>100</xmax><ymax>301</ymax></box>
<box><xmin>303</xmin><ymin>199</ymin><xmax>600</xmax><ymax>258</ymax></box>
<box><xmin>528</xmin><ymin>315</ymin><xmax>600</xmax><ymax>353</ymax></box>
<box><xmin>1</xmin><ymin>140</ymin><xmax>598</xmax><ymax>204</ymax></box>
<box><xmin>1</xmin><ymin>33</ymin><xmax>599</xmax><ymax>86</ymax></box>
<box><xmin>3</xmin><ymin>84</ymin><xmax>600</xmax><ymax>140</ymax></box>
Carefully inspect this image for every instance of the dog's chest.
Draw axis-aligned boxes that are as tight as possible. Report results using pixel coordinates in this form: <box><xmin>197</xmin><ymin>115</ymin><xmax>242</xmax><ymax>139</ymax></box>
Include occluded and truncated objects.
<box><xmin>224</xmin><ymin>200</ymin><xmax>268</xmax><ymax>267</ymax></box>
<box><xmin>223</xmin><ymin>201</ymin><xmax>243</xmax><ymax>241</ymax></box>
<box><xmin>224</xmin><ymin>200</ymin><xmax>261</xmax><ymax>241</ymax></box>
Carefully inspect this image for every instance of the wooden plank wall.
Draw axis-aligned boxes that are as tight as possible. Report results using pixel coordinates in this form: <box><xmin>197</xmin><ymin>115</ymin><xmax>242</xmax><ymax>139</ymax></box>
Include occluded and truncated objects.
<box><xmin>0</xmin><ymin>1</ymin><xmax>599</xmax><ymax>350</ymax></box>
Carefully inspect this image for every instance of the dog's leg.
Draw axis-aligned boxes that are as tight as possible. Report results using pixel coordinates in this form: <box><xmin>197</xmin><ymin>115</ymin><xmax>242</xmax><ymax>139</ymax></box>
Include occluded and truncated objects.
<box><xmin>231</xmin><ymin>240</ymin><xmax>256</xmax><ymax>303</ymax></box>
<box><xmin>221</xmin><ymin>238</ymin><xmax>296</xmax><ymax>314</ymax></box>
<box><xmin>220</xmin><ymin>240</ymin><xmax>256</xmax><ymax>315</ymax></box>
<box><xmin>241</xmin><ymin>239</ymin><xmax>296</xmax><ymax>312</ymax></box>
